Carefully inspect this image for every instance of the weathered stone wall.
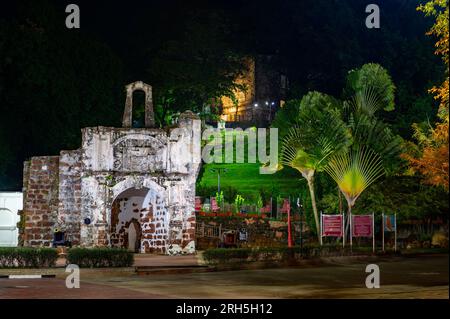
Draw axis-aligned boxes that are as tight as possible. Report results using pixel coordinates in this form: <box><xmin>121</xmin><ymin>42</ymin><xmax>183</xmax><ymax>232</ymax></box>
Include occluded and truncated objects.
<box><xmin>73</xmin><ymin>113</ymin><xmax>199</xmax><ymax>253</ymax></box>
<box><xmin>22</xmin><ymin>157</ymin><xmax>59</xmax><ymax>247</ymax></box>
<box><xmin>196</xmin><ymin>216</ymin><xmax>304</xmax><ymax>250</ymax></box>
<box><xmin>57</xmin><ymin>150</ymin><xmax>82</xmax><ymax>245</ymax></box>
<box><xmin>21</xmin><ymin>81</ymin><xmax>200</xmax><ymax>255</ymax></box>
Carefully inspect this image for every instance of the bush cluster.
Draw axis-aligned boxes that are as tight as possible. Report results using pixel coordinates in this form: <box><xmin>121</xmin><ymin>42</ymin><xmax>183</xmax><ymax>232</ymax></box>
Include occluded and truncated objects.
<box><xmin>0</xmin><ymin>247</ymin><xmax>58</xmax><ymax>268</ymax></box>
<box><xmin>67</xmin><ymin>248</ymin><xmax>134</xmax><ymax>268</ymax></box>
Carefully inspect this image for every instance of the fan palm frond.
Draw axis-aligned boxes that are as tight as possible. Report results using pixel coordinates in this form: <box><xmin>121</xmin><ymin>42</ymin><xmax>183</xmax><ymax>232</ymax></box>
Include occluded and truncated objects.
<box><xmin>348</xmin><ymin>86</ymin><xmax>385</xmax><ymax>117</ymax></box>
<box><xmin>325</xmin><ymin>146</ymin><xmax>385</xmax><ymax>207</ymax></box>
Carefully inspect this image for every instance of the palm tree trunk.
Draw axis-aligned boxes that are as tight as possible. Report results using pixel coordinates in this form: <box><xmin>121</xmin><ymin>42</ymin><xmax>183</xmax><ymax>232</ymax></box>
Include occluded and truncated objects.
<box><xmin>306</xmin><ymin>176</ymin><xmax>321</xmax><ymax>242</ymax></box>
<box><xmin>346</xmin><ymin>202</ymin><xmax>352</xmax><ymax>241</ymax></box>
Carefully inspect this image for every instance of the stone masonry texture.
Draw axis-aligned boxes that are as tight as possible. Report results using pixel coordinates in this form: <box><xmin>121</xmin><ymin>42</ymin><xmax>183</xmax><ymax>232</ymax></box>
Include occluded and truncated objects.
<box><xmin>22</xmin><ymin>82</ymin><xmax>201</xmax><ymax>254</ymax></box>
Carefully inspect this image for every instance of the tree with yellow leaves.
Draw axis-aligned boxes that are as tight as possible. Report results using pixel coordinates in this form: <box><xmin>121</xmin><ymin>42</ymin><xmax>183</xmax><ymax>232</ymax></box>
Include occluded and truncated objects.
<box><xmin>403</xmin><ymin>0</ymin><xmax>449</xmax><ymax>191</ymax></box>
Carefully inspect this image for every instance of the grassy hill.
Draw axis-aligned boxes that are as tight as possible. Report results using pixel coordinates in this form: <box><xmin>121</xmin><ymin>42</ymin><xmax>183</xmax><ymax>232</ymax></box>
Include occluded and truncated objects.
<box><xmin>196</xmin><ymin>128</ymin><xmax>308</xmax><ymax>201</ymax></box>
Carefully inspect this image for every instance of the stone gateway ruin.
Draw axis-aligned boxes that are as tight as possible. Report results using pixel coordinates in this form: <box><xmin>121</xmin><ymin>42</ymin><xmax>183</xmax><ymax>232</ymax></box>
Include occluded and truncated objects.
<box><xmin>22</xmin><ymin>82</ymin><xmax>201</xmax><ymax>254</ymax></box>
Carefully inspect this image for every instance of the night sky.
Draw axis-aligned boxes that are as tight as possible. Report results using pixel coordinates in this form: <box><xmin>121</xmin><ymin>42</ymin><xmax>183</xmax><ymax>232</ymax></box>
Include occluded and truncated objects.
<box><xmin>3</xmin><ymin>0</ymin><xmax>438</xmax><ymax>85</ymax></box>
<box><xmin>0</xmin><ymin>0</ymin><xmax>444</xmax><ymax>189</ymax></box>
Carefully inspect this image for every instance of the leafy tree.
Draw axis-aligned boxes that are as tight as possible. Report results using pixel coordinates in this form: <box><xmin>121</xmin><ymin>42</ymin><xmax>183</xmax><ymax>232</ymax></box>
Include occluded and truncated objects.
<box><xmin>345</xmin><ymin>63</ymin><xmax>396</xmax><ymax>112</ymax></box>
<box><xmin>270</xmin><ymin>99</ymin><xmax>302</xmax><ymax>140</ymax></box>
<box><xmin>280</xmin><ymin>92</ymin><xmax>351</xmax><ymax>239</ymax></box>
<box><xmin>353</xmin><ymin>176</ymin><xmax>449</xmax><ymax>220</ymax></box>
<box><xmin>340</xmin><ymin>63</ymin><xmax>404</xmax><ymax>174</ymax></box>
<box><xmin>143</xmin><ymin>8</ymin><xmax>248</xmax><ymax>127</ymax></box>
<box><xmin>324</xmin><ymin>64</ymin><xmax>403</xmax><ymax>234</ymax></box>
<box><xmin>403</xmin><ymin>0</ymin><xmax>449</xmax><ymax>191</ymax></box>
<box><xmin>324</xmin><ymin>146</ymin><xmax>385</xmax><ymax>216</ymax></box>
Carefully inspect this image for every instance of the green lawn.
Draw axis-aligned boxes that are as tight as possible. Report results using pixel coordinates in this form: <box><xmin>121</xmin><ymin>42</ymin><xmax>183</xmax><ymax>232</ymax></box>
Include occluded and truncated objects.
<box><xmin>197</xmin><ymin>128</ymin><xmax>309</xmax><ymax>200</ymax></box>
<box><xmin>197</xmin><ymin>162</ymin><xmax>307</xmax><ymax>199</ymax></box>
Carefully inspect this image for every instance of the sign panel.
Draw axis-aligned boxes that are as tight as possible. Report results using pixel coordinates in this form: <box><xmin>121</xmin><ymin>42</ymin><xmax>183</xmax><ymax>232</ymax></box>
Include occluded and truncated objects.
<box><xmin>322</xmin><ymin>214</ymin><xmax>343</xmax><ymax>237</ymax></box>
<box><xmin>211</xmin><ymin>197</ymin><xmax>219</xmax><ymax>212</ymax></box>
<box><xmin>239</xmin><ymin>228</ymin><xmax>248</xmax><ymax>241</ymax></box>
<box><xmin>195</xmin><ymin>196</ymin><xmax>202</xmax><ymax>212</ymax></box>
<box><xmin>352</xmin><ymin>215</ymin><xmax>373</xmax><ymax>237</ymax></box>
<box><xmin>384</xmin><ymin>215</ymin><xmax>396</xmax><ymax>232</ymax></box>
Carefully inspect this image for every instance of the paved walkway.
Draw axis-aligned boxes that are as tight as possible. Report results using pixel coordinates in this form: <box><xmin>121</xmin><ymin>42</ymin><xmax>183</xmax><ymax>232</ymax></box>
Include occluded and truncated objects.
<box><xmin>0</xmin><ymin>255</ymin><xmax>447</xmax><ymax>299</ymax></box>
<box><xmin>0</xmin><ymin>278</ymin><xmax>166</xmax><ymax>299</ymax></box>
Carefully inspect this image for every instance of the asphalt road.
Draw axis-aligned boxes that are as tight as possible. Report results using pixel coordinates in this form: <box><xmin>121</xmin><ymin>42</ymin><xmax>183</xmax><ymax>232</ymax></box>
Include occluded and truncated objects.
<box><xmin>0</xmin><ymin>255</ymin><xmax>448</xmax><ymax>299</ymax></box>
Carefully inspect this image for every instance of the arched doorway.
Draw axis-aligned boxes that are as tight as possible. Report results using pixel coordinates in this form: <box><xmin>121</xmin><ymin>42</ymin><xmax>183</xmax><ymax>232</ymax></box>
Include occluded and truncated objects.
<box><xmin>110</xmin><ymin>187</ymin><xmax>150</xmax><ymax>252</ymax></box>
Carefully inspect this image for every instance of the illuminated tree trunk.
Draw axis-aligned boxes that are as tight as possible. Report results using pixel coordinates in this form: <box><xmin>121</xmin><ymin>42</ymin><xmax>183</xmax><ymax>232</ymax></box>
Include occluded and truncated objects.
<box><xmin>346</xmin><ymin>202</ymin><xmax>352</xmax><ymax>241</ymax></box>
<box><xmin>306</xmin><ymin>175</ymin><xmax>321</xmax><ymax>243</ymax></box>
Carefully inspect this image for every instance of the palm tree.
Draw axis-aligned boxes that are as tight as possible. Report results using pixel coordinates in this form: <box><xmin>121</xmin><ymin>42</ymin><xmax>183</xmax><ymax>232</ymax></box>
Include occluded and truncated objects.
<box><xmin>280</xmin><ymin>92</ymin><xmax>351</xmax><ymax>240</ymax></box>
<box><xmin>275</xmin><ymin>64</ymin><xmax>402</xmax><ymax>243</ymax></box>
<box><xmin>325</xmin><ymin>64</ymin><xmax>402</xmax><ymax>235</ymax></box>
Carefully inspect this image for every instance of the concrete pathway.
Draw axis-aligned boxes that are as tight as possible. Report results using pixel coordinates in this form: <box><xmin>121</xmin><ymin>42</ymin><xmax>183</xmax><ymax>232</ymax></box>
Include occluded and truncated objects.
<box><xmin>0</xmin><ymin>255</ymin><xmax>447</xmax><ymax>299</ymax></box>
<box><xmin>0</xmin><ymin>278</ymin><xmax>166</xmax><ymax>299</ymax></box>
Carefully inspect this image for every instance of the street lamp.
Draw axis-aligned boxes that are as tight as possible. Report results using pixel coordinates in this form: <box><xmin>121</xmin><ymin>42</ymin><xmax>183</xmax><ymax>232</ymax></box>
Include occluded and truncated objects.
<box><xmin>210</xmin><ymin>168</ymin><xmax>227</xmax><ymax>193</ymax></box>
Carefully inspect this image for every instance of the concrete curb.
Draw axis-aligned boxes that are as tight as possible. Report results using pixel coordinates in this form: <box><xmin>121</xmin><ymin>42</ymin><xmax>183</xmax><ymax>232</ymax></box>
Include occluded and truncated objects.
<box><xmin>0</xmin><ymin>274</ymin><xmax>56</xmax><ymax>279</ymax></box>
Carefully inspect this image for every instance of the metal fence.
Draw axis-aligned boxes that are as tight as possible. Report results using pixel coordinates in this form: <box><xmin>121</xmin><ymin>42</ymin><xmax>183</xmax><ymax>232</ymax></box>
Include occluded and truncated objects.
<box><xmin>195</xmin><ymin>222</ymin><xmax>234</xmax><ymax>239</ymax></box>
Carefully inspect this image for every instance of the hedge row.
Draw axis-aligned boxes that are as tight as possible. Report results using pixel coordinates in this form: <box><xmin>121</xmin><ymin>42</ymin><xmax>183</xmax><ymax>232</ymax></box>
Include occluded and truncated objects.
<box><xmin>0</xmin><ymin>247</ymin><xmax>58</xmax><ymax>268</ymax></box>
<box><xmin>202</xmin><ymin>244</ymin><xmax>357</xmax><ymax>264</ymax></box>
<box><xmin>67</xmin><ymin>248</ymin><xmax>134</xmax><ymax>268</ymax></box>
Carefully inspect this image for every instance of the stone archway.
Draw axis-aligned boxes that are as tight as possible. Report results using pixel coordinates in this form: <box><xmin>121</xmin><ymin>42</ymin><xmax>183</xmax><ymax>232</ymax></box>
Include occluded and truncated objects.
<box><xmin>109</xmin><ymin>187</ymin><xmax>149</xmax><ymax>252</ymax></box>
<box><xmin>109</xmin><ymin>178</ymin><xmax>168</xmax><ymax>253</ymax></box>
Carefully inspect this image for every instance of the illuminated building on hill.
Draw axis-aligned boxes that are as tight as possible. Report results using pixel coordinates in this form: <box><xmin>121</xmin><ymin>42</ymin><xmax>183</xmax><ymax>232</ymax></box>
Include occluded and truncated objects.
<box><xmin>218</xmin><ymin>55</ymin><xmax>288</xmax><ymax>127</ymax></box>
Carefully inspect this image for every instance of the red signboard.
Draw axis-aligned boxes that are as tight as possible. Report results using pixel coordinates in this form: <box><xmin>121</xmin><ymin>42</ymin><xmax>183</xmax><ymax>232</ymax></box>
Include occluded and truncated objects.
<box><xmin>280</xmin><ymin>199</ymin><xmax>290</xmax><ymax>214</ymax></box>
<box><xmin>195</xmin><ymin>196</ymin><xmax>202</xmax><ymax>212</ymax></box>
<box><xmin>352</xmin><ymin>215</ymin><xmax>373</xmax><ymax>237</ymax></box>
<box><xmin>211</xmin><ymin>197</ymin><xmax>219</xmax><ymax>212</ymax></box>
<box><xmin>322</xmin><ymin>214</ymin><xmax>343</xmax><ymax>237</ymax></box>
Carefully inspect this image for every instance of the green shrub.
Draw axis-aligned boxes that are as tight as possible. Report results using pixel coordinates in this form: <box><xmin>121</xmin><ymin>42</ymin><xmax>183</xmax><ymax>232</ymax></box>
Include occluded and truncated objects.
<box><xmin>196</xmin><ymin>184</ymin><xmax>217</xmax><ymax>198</ymax></box>
<box><xmin>67</xmin><ymin>248</ymin><xmax>134</xmax><ymax>268</ymax></box>
<box><xmin>0</xmin><ymin>247</ymin><xmax>58</xmax><ymax>268</ymax></box>
<box><xmin>203</xmin><ymin>245</ymin><xmax>348</xmax><ymax>264</ymax></box>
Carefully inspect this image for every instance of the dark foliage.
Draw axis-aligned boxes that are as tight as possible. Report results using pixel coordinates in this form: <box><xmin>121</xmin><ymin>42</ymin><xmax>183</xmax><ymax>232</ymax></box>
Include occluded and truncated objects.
<box><xmin>67</xmin><ymin>247</ymin><xmax>134</xmax><ymax>268</ymax></box>
<box><xmin>0</xmin><ymin>0</ymin><xmax>444</xmax><ymax>190</ymax></box>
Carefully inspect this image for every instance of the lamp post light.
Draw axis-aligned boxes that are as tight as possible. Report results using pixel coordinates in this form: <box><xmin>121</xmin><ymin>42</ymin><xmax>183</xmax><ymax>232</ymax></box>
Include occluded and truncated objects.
<box><xmin>253</xmin><ymin>102</ymin><xmax>258</xmax><ymax>122</ymax></box>
<box><xmin>269</xmin><ymin>101</ymin><xmax>275</xmax><ymax>121</ymax></box>
<box><xmin>210</xmin><ymin>168</ymin><xmax>227</xmax><ymax>193</ymax></box>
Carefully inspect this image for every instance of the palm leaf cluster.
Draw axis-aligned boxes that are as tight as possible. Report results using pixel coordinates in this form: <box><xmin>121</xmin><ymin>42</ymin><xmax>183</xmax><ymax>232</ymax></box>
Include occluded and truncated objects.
<box><xmin>275</xmin><ymin>64</ymin><xmax>402</xmax><ymax>243</ymax></box>
<box><xmin>325</xmin><ymin>146</ymin><xmax>385</xmax><ymax>207</ymax></box>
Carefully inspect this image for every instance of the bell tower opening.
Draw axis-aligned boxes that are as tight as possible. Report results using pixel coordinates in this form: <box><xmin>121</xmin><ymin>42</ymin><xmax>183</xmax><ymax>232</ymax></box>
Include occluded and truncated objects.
<box><xmin>122</xmin><ymin>81</ymin><xmax>155</xmax><ymax>128</ymax></box>
<box><xmin>132</xmin><ymin>90</ymin><xmax>146</xmax><ymax>128</ymax></box>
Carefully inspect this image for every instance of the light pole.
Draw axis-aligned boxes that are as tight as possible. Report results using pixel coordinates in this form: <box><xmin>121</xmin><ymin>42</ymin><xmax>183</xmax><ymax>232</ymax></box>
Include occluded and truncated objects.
<box><xmin>253</xmin><ymin>102</ymin><xmax>258</xmax><ymax>122</ymax></box>
<box><xmin>210</xmin><ymin>168</ymin><xmax>227</xmax><ymax>193</ymax></box>
<box><xmin>297</xmin><ymin>197</ymin><xmax>303</xmax><ymax>254</ymax></box>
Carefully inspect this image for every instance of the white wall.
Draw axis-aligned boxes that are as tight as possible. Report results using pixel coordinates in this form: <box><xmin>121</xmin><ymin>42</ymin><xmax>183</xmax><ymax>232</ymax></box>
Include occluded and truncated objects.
<box><xmin>0</xmin><ymin>192</ymin><xmax>23</xmax><ymax>247</ymax></box>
